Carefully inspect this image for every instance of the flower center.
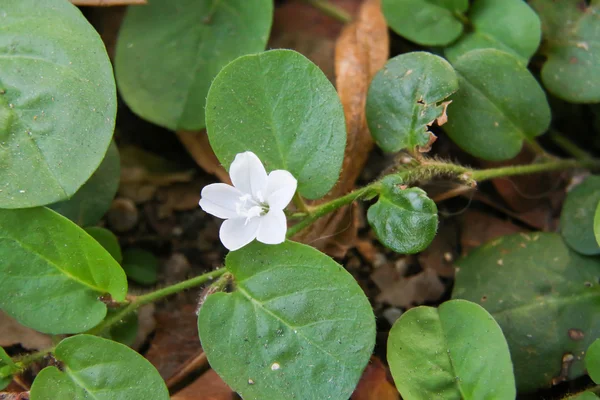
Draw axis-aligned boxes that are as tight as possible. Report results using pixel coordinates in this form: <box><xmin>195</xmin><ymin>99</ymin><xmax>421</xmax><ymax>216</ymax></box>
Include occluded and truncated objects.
<box><xmin>236</xmin><ymin>193</ymin><xmax>268</xmax><ymax>224</ymax></box>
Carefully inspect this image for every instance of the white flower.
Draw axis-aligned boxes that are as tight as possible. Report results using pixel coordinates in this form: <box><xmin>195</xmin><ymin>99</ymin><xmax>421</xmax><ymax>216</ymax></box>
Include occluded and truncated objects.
<box><xmin>199</xmin><ymin>151</ymin><xmax>298</xmax><ymax>251</ymax></box>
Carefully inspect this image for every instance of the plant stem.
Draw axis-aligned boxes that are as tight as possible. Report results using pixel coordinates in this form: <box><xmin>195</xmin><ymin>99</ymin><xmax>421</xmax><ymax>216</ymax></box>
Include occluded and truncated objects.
<box><xmin>549</xmin><ymin>130</ymin><xmax>592</xmax><ymax>160</ymax></box>
<box><xmin>303</xmin><ymin>0</ymin><xmax>352</xmax><ymax>23</ymax></box>
<box><xmin>87</xmin><ymin>268</ymin><xmax>226</xmax><ymax>336</ymax></box>
<box><xmin>469</xmin><ymin>158</ymin><xmax>600</xmax><ymax>181</ymax></box>
<box><xmin>293</xmin><ymin>192</ymin><xmax>310</xmax><ymax>214</ymax></box>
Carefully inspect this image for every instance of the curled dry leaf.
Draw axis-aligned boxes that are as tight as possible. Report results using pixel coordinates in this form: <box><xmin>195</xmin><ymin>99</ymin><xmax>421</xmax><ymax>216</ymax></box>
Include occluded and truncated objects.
<box><xmin>176</xmin><ymin>130</ymin><xmax>230</xmax><ymax>185</ymax></box>
<box><xmin>294</xmin><ymin>0</ymin><xmax>389</xmax><ymax>257</ymax></box>
<box><xmin>351</xmin><ymin>357</ymin><xmax>399</xmax><ymax>400</ymax></box>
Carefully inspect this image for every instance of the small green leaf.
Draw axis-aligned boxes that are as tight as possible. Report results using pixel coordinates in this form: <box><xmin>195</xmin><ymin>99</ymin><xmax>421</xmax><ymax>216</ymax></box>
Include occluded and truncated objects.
<box><xmin>587</xmin><ymin>339</ymin><xmax>600</xmax><ymax>383</ymax></box>
<box><xmin>445</xmin><ymin>0</ymin><xmax>541</xmax><ymax>63</ymax></box>
<box><xmin>444</xmin><ymin>49</ymin><xmax>551</xmax><ymax>161</ymax></box>
<box><xmin>198</xmin><ymin>241</ymin><xmax>376</xmax><ymax>400</ymax></box>
<box><xmin>381</xmin><ymin>0</ymin><xmax>469</xmax><ymax>46</ymax></box>
<box><xmin>388</xmin><ymin>299</ymin><xmax>516</xmax><ymax>400</ymax></box>
<box><xmin>30</xmin><ymin>335</ymin><xmax>168</xmax><ymax>400</ymax></box>
<box><xmin>452</xmin><ymin>232</ymin><xmax>600</xmax><ymax>392</ymax></box>
<box><xmin>366</xmin><ymin>52</ymin><xmax>459</xmax><ymax>153</ymax></box>
<box><xmin>49</xmin><ymin>142</ymin><xmax>120</xmax><ymax>227</ymax></box>
<box><xmin>0</xmin><ymin>208</ymin><xmax>127</xmax><ymax>334</ymax></box>
<box><xmin>0</xmin><ymin>0</ymin><xmax>116</xmax><ymax>208</ymax></box>
<box><xmin>367</xmin><ymin>177</ymin><xmax>438</xmax><ymax>254</ymax></box>
<box><xmin>595</xmin><ymin>201</ymin><xmax>600</xmax><ymax>247</ymax></box>
<box><xmin>122</xmin><ymin>248</ymin><xmax>159</xmax><ymax>286</ymax></box>
<box><xmin>85</xmin><ymin>227</ymin><xmax>122</xmax><ymax>264</ymax></box>
<box><xmin>206</xmin><ymin>50</ymin><xmax>347</xmax><ymax>200</ymax></box>
<box><xmin>0</xmin><ymin>347</ymin><xmax>15</xmax><ymax>370</ymax></box>
<box><xmin>561</xmin><ymin>176</ymin><xmax>600</xmax><ymax>255</ymax></box>
<box><xmin>115</xmin><ymin>0</ymin><xmax>273</xmax><ymax>130</ymax></box>
<box><xmin>529</xmin><ymin>0</ymin><xmax>600</xmax><ymax>103</ymax></box>
<box><xmin>0</xmin><ymin>347</ymin><xmax>15</xmax><ymax>390</ymax></box>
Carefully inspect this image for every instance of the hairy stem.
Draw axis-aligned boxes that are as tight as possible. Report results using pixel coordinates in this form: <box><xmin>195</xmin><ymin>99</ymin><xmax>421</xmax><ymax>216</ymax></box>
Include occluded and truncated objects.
<box><xmin>303</xmin><ymin>0</ymin><xmax>352</xmax><ymax>23</ymax></box>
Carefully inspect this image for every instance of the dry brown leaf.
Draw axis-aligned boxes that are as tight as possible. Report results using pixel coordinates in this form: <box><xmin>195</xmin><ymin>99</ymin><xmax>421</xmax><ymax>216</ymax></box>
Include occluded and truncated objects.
<box><xmin>0</xmin><ymin>311</ymin><xmax>52</xmax><ymax>351</ymax></box>
<box><xmin>372</xmin><ymin>265</ymin><xmax>445</xmax><ymax>308</ymax></box>
<box><xmin>176</xmin><ymin>131</ymin><xmax>230</xmax><ymax>185</ymax></box>
<box><xmin>460</xmin><ymin>210</ymin><xmax>525</xmax><ymax>254</ymax></box>
<box><xmin>294</xmin><ymin>0</ymin><xmax>389</xmax><ymax>257</ymax></box>
<box><xmin>170</xmin><ymin>369</ymin><xmax>235</xmax><ymax>400</ymax></box>
<box><xmin>351</xmin><ymin>357</ymin><xmax>399</xmax><ymax>400</ymax></box>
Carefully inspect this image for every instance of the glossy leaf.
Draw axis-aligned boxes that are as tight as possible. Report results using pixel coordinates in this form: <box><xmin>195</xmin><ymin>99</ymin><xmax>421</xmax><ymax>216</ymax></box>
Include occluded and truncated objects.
<box><xmin>388</xmin><ymin>300</ymin><xmax>515</xmax><ymax>400</ymax></box>
<box><xmin>0</xmin><ymin>208</ymin><xmax>127</xmax><ymax>334</ymax></box>
<box><xmin>0</xmin><ymin>0</ymin><xmax>116</xmax><ymax>208</ymax></box>
<box><xmin>445</xmin><ymin>0</ymin><xmax>541</xmax><ymax>63</ymax></box>
<box><xmin>561</xmin><ymin>176</ymin><xmax>600</xmax><ymax>255</ymax></box>
<box><xmin>453</xmin><ymin>232</ymin><xmax>600</xmax><ymax>392</ymax></box>
<box><xmin>366</xmin><ymin>52</ymin><xmax>458</xmax><ymax>152</ymax></box>
<box><xmin>444</xmin><ymin>49</ymin><xmax>551</xmax><ymax>161</ymax></box>
<box><xmin>198</xmin><ymin>241</ymin><xmax>376</xmax><ymax>400</ymax></box>
<box><xmin>529</xmin><ymin>0</ymin><xmax>600</xmax><ymax>103</ymax></box>
<box><xmin>49</xmin><ymin>142</ymin><xmax>120</xmax><ymax>227</ymax></box>
<box><xmin>367</xmin><ymin>177</ymin><xmax>438</xmax><ymax>254</ymax></box>
<box><xmin>30</xmin><ymin>335</ymin><xmax>168</xmax><ymax>400</ymax></box>
<box><xmin>587</xmin><ymin>339</ymin><xmax>600</xmax><ymax>383</ymax></box>
<box><xmin>85</xmin><ymin>227</ymin><xmax>122</xmax><ymax>264</ymax></box>
<box><xmin>206</xmin><ymin>50</ymin><xmax>347</xmax><ymax>199</ymax></box>
<box><xmin>122</xmin><ymin>248</ymin><xmax>159</xmax><ymax>286</ymax></box>
<box><xmin>115</xmin><ymin>0</ymin><xmax>273</xmax><ymax>130</ymax></box>
<box><xmin>381</xmin><ymin>0</ymin><xmax>468</xmax><ymax>46</ymax></box>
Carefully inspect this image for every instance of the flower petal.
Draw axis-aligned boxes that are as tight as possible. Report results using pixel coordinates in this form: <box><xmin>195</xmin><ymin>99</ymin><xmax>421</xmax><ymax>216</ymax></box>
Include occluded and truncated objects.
<box><xmin>219</xmin><ymin>217</ymin><xmax>260</xmax><ymax>251</ymax></box>
<box><xmin>256</xmin><ymin>209</ymin><xmax>287</xmax><ymax>245</ymax></box>
<box><xmin>229</xmin><ymin>151</ymin><xmax>268</xmax><ymax>197</ymax></box>
<box><xmin>199</xmin><ymin>183</ymin><xmax>242</xmax><ymax>219</ymax></box>
<box><xmin>265</xmin><ymin>170</ymin><xmax>297</xmax><ymax>210</ymax></box>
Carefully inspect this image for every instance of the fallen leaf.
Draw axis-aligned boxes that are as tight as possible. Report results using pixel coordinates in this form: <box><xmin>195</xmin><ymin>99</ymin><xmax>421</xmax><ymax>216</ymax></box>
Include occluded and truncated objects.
<box><xmin>0</xmin><ymin>311</ymin><xmax>52</xmax><ymax>351</ymax></box>
<box><xmin>351</xmin><ymin>357</ymin><xmax>399</xmax><ymax>400</ymax></box>
<box><xmin>170</xmin><ymin>369</ymin><xmax>235</xmax><ymax>400</ymax></box>
<box><xmin>294</xmin><ymin>0</ymin><xmax>389</xmax><ymax>257</ymax></box>
<box><xmin>372</xmin><ymin>265</ymin><xmax>445</xmax><ymax>308</ymax></box>
<box><xmin>417</xmin><ymin>220</ymin><xmax>459</xmax><ymax>278</ymax></box>
<box><xmin>460</xmin><ymin>210</ymin><xmax>525</xmax><ymax>254</ymax></box>
<box><xmin>176</xmin><ymin>131</ymin><xmax>230</xmax><ymax>185</ymax></box>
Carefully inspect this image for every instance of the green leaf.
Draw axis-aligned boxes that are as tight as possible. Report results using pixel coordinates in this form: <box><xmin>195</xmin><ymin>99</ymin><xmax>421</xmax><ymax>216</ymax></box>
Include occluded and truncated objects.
<box><xmin>205</xmin><ymin>49</ymin><xmax>347</xmax><ymax>200</ymax></box>
<box><xmin>0</xmin><ymin>208</ymin><xmax>127</xmax><ymax>334</ymax></box>
<box><xmin>529</xmin><ymin>0</ymin><xmax>600</xmax><ymax>103</ymax></box>
<box><xmin>366</xmin><ymin>52</ymin><xmax>459</xmax><ymax>153</ymax></box>
<box><xmin>561</xmin><ymin>176</ymin><xmax>600</xmax><ymax>255</ymax></box>
<box><xmin>122</xmin><ymin>248</ymin><xmax>159</xmax><ymax>286</ymax></box>
<box><xmin>445</xmin><ymin>0</ymin><xmax>541</xmax><ymax>63</ymax></box>
<box><xmin>0</xmin><ymin>0</ymin><xmax>116</xmax><ymax>208</ymax></box>
<box><xmin>381</xmin><ymin>0</ymin><xmax>468</xmax><ymax>46</ymax></box>
<box><xmin>198</xmin><ymin>241</ymin><xmax>376</xmax><ymax>400</ymax></box>
<box><xmin>115</xmin><ymin>0</ymin><xmax>273</xmax><ymax>131</ymax></box>
<box><xmin>595</xmin><ymin>201</ymin><xmax>600</xmax><ymax>247</ymax></box>
<box><xmin>452</xmin><ymin>232</ymin><xmax>600</xmax><ymax>392</ymax></box>
<box><xmin>49</xmin><ymin>142</ymin><xmax>120</xmax><ymax>227</ymax></box>
<box><xmin>587</xmin><ymin>339</ymin><xmax>600</xmax><ymax>383</ymax></box>
<box><xmin>367</xmin><ymin>177</ymin><xmax>438</xmax><ymax>254</ymax></box>
<box><xmin>85</xmin><ymin>227</ymin><xmax>122</xmax><ymax>264</ymax></box>
<box><xmin>444</xmin><ymin>49</ymin><xmax>551</xmax><ymax>161</ymax></box>
<box><xmin>103</xmin><ymin>309</ymin><xmax>139</xmax><ymax>347</ymax></box>
<box><xmin>0</xmin><ymin>346</ymin><xmax>16</xmax><ymax>390</ymax></box>
<box><xmin>30</xmin><ymin>335</ymin><xmax>168</xmax><ymax>400</ymax></box>
<box><xmin>387</xmin><ymin>299</ymin><xmax>516</xmax><ymax>400</ymax></box>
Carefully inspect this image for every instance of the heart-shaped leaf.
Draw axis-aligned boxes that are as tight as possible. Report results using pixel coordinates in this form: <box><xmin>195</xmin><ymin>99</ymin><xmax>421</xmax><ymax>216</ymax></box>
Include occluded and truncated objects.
<box><xmin>206</xmin><ymin>50</ymin><xmax>347</xmax><ymax>199</ymax></box>
<box><xmin>30</xmin><ymin>335</ymin><xmax>168</xmax><ymax>400</ymax></box>
<box><xmin>444</xmin><ymin>49</ymin><xmax>551</xmax><ymax>161</ymax></box>
<box><xmin>587</xmin><ymin>339</ymin><xmax>600</xmax><ymax>383</ymax></box>
<box><xmin>367</xmin><ymin>176</ymin><xmax>438</xmax><ymax>254</ymax></box>
<box><xmin>49</xmin><ymin>141</ymin><xmax>120</xmax><ymax>227</ymax></box>
<box><xmin>561</xmin><ymin>175</ymin><xmax>600</xmax><ymax>255</ymax></box>
<box><xmin>445</xmin><ymin>0</ymin><xmax>541</xmax><ymax>63</ymax></box>
<box><xmin>0</xmin><ymin>208</ymin><xmax>127</xmax><ymax>334</ymax></box>
<box><xmin>381</xmin><ymin>0</ymin><xmax>469</xmax><ymax>46</ymax></box>
<box><xmin>85</xmin><ymin>227</ymin><xmax>122</xmax><ymax>264</ymax></box>
<box><xmin>388</xmin><ymin>299</ymin><xmax>516</xmax><ymax>400</ymax></box>
<box><xmin>0</xmin><ymin>0</ymin><xmax>116</xmax><ymax>208</ymax></box>
<box><xmin>453</xmin><ymin>232</ymin><xmax>600</xmax><ymax>392</ymax></box>
<box><xmin>366</xmin><ymin>52</ymin><xmax>458</xmax><ymax>153</ymax></box>
<box><xmin>529</xmin><ymin>0</ymin><xmax>600</xmax><ymax>103</ymax></box>
<box><xmin>115</xmin><ymin>0</ymin><xmax>273</xmax><ymax>130</ymax></box>
<box><xmin>198</xmin><ymin>241</ymin><xmax>376</xmax><ymax>400</ymax></box>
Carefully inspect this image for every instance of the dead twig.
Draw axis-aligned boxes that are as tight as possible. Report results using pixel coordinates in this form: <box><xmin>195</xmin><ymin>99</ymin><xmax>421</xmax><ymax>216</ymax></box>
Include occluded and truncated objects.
<box><xmin>70</xmin><ymin>0</ymin><xmax>146</xmax><ymax>6</ymax></box>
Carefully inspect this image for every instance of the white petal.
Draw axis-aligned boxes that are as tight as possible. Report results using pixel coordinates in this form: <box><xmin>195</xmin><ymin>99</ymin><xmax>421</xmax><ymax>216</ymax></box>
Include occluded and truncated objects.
<box><xmin>199</xmin><ymin>183</ymin><xmax>242</xmax><ymax>219</ymax></box>
<box><xmin>229</xmin><ymin>151</ymin><xmax>268</xmax><ymax>197</ymax></box>
<box><xmin>219</xmin><ymin>217</ymin><xmax>260</xmax><ymax>251</ymax></box>
<box><xmin>256</xmin><ymin>209</ymin><xmax>287</xmax><ymax>245</ymax></box>
<box><xmin>265</xmin><ymin>170</ymin><xmax>297</xmax><ymax>210</ymax></box>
